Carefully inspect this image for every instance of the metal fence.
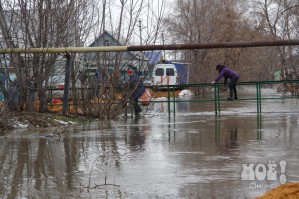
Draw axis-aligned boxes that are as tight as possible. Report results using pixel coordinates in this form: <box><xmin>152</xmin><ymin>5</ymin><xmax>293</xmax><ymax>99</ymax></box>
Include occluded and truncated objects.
<box><xmin>150</xmin><ymin>80</ymin><xmax>299</xmax><ymax>117</ymax></box>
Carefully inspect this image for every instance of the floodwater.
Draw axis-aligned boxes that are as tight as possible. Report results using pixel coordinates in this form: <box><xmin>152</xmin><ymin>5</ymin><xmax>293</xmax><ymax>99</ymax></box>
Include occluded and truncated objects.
<box><xmin>1</xmin><ymin>87</ymin><xmax>299</xmax><ymax>199</ymax></box>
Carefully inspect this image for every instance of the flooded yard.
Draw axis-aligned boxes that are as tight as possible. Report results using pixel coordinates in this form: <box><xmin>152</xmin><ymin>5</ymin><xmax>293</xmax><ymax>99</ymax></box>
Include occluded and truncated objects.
<box><xmin>1</xmin><ymin>88</ymin><xmax>299</xmax><ymax>198</ymax></box>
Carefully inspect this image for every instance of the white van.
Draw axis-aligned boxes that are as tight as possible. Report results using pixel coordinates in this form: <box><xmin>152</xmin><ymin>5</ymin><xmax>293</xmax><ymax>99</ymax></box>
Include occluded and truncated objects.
<box><xmin>152</xmin><ymin>64</ymin><xmax>178</xmax><ymax>88</ymax></box>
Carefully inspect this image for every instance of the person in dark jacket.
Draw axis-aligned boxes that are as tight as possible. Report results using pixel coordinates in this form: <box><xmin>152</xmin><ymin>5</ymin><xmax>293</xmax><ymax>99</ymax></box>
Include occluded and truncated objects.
<box><xmin>211</xmin><ymin>64</ymin><xmax>240</xmax><ymax>101</ymax></box>
<box><xmin>128</xmin><ymin>70</ymin><xmax>145</xmax><ymax>115</ymax></box>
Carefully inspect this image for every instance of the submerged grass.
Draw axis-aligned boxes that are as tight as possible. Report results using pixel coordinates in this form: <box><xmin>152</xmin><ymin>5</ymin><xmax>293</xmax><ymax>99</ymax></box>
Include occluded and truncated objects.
<box><xmin>0</xmin><ymin>111</ymin><xmax>97</xmax><ymax>129</ymax></box>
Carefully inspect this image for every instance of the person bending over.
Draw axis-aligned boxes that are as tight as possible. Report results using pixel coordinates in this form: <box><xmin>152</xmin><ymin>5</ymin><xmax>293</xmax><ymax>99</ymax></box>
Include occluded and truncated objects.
<box><xmin>211</xmin><ymin>64</ymin><xmax>240</xmax><ymax>101</ymax></box>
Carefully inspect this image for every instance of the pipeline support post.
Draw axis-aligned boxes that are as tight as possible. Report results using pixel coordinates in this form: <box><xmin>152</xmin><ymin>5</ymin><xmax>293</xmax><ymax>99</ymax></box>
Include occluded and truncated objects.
<box><xmin>62</xmin><ymin>54</ymin><xmax>72</xmax><ymax>115</ymax></box>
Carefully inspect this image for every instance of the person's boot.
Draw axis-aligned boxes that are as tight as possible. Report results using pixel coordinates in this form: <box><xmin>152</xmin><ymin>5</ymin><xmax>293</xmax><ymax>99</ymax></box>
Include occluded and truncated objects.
<box><xmin>134</xmin><ymin>104</ymin><xmax>142</xmax><ymax>115</ymax></box>
<box><xmin>228</xmin><ymin>88</ymin><xmax>234</xmax><ymax>101</ymax></box>
<box><xmin>234</xmin><ymin>89</ymin><xmax>238</xmax><ymax>100</ymax></box>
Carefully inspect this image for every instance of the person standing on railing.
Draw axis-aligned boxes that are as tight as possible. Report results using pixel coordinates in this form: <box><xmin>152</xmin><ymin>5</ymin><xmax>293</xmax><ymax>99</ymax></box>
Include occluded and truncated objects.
<box><xmin>211</xmin><ymin>64</ymin><xmax>240</xmax><ymax>101</ymax></box>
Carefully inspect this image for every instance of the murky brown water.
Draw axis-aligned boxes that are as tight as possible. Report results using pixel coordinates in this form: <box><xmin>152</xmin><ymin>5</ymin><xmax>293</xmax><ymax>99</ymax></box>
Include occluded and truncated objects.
<box><xmin>1</xmin><ymin>88</ymin><xmax>299</xmax><ymax>199</ymax></box>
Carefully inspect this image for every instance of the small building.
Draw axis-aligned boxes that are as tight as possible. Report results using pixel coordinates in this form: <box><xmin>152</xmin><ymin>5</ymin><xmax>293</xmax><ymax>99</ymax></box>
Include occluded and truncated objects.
<box><xmin>83</xmin><ymin>31</ymin><xmax>148</xmax><ymax>81</ymax></box>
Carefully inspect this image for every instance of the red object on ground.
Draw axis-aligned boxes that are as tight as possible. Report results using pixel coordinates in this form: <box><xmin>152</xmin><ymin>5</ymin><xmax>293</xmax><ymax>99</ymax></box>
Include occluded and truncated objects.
<box><xmin>140</xmin><ymin>90</ymin><xmax>151</xmax><ymax>106</ymax></box>
<box><xmin>52</xmin><ymin>98</ymin><xmax>63</xmax><ymax>104</ymax></box>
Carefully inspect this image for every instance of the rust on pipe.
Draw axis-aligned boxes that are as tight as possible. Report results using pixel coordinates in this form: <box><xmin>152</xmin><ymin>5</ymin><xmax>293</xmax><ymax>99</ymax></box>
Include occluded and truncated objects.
<box><xmin>128</xmin><ymin>40</ymin><xmax>299</xmax><ymax>51</ymax></box>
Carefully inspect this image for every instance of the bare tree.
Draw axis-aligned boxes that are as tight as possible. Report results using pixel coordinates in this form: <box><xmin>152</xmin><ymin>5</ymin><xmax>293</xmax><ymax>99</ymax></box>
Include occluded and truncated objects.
<box><xmin>0</xmin><ymin>0</ymin><xmax>167</xmax><ymax>118</ymax></box>
<box><xmin>165</xmin><ymin>0</ymin><xmax>281</xmax><ymax>95</ymax></box>
<box><xmin>76</xmin><ymin>0</ymin><xmax>167</xmax><ymax>119</ymax></box>
<box><xmin>250</xmin><ymin>0</ymin><xmax>299</xmax><ymax>80</ymax></box>
<box><xmin>0</xmin><ymin>0</ymin><xmax>97</xmax><ymax>112</ymax></box>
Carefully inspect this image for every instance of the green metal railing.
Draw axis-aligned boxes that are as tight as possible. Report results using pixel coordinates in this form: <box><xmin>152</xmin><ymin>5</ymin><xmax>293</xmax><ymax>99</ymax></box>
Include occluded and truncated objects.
<box><xmin>46</xmin><ymin>80</ymin><xmax>299</xmax><ymax>116</ymax></box>
<box><xmin>150</xmin><ymin>80</ymin><xmax>299</xmax><ymax>117</ymax></box>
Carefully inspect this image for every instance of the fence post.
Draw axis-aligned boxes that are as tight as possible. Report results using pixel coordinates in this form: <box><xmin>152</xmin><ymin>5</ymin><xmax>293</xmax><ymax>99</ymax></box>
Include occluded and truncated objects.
<box><xmin>256</xmin><ymin>82</ymin><xmax>262</xmax><ymax>114</ymax></box>
<box><xmin>172</xmin><ymin>87</ymin><xmax>176</xmax><ymax>117</ymax></box>
<box><xmin>167</xmin><ymin>86</ymin><xmax>171</xmax><ymax>117</ymax></box>
<box><xmin>214</xmin><ymin>84</ymin><xmax>220</xmax><ymax>115</ymax></box>
<box><xmin>217</xmin><ymin>84</ymin><xmax>220</xmax><ymax>113</ymax></box>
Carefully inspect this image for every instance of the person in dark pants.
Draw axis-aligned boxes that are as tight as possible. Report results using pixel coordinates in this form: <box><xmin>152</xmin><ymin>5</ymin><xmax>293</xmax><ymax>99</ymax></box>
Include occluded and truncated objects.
<box><xmin>211</xmin><ymin>64</ymin><xmax>240</xmax><ymax>101</ymax></box>
<box><xmin>128</xmin><ymin>70</ymin><xmax>145</xmax><ymax>115</ymax></box>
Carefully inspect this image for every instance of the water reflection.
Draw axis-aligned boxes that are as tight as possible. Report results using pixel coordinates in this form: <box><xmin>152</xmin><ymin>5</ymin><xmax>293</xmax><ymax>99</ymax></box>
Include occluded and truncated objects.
<box><xmin>215</xmin><ymin>115</ymin><xmax>239</xmax><ymax>149</ymax></box>
<box><xmin>127</xmin><ymin>118</ymin><xmax>146</xmax><ymax>150</ymax></box>
<box><xmin>1</xmin><ymin>97</ymin><xmax>299</xmax><ymax>198</ymax></box>
<box><xmin>257</xmin><ymin>114</ymin><xmax>262</xmax><ymax>140</ymax></box>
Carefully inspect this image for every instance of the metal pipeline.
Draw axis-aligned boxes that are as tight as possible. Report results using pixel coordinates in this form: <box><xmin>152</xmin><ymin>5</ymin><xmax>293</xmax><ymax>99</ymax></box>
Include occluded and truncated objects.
<box><xmin>0</xmin><ymin>39</ymin><xmax>299</xmax><ymax>54</ymax></box>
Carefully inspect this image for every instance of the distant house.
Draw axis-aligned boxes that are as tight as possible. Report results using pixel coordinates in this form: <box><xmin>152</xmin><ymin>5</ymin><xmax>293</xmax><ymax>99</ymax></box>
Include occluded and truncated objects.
<box><xmin>144</xmin><ymin>51</ymin><xmax>162</xmax><ymax>66</ymax></box>
<box><xmin>83</xmin><ymin>31</ymin><xmax>148</xmax><ymax>78</ymax></box>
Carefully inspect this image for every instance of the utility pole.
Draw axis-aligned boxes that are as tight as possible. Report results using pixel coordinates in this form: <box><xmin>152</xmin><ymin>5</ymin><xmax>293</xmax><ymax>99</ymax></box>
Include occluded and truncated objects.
<box><xmin>138</xmin><ymin>19</ymin><xmax>143</xmax><ymax>72</ymax></box>
<box><xmin>101</xmin><ymin>0</ymin><xmax>106</xmax><ymax>33</ymax></box>
<box><xmin>138</xmin><ymin>19</ymin><xmax>142</xmax><ymax>46</ymax></box>
<box><xmin>162</xmin><ymin>32</ymin><xmax>165</xmax><ymax>59</ymax></box>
